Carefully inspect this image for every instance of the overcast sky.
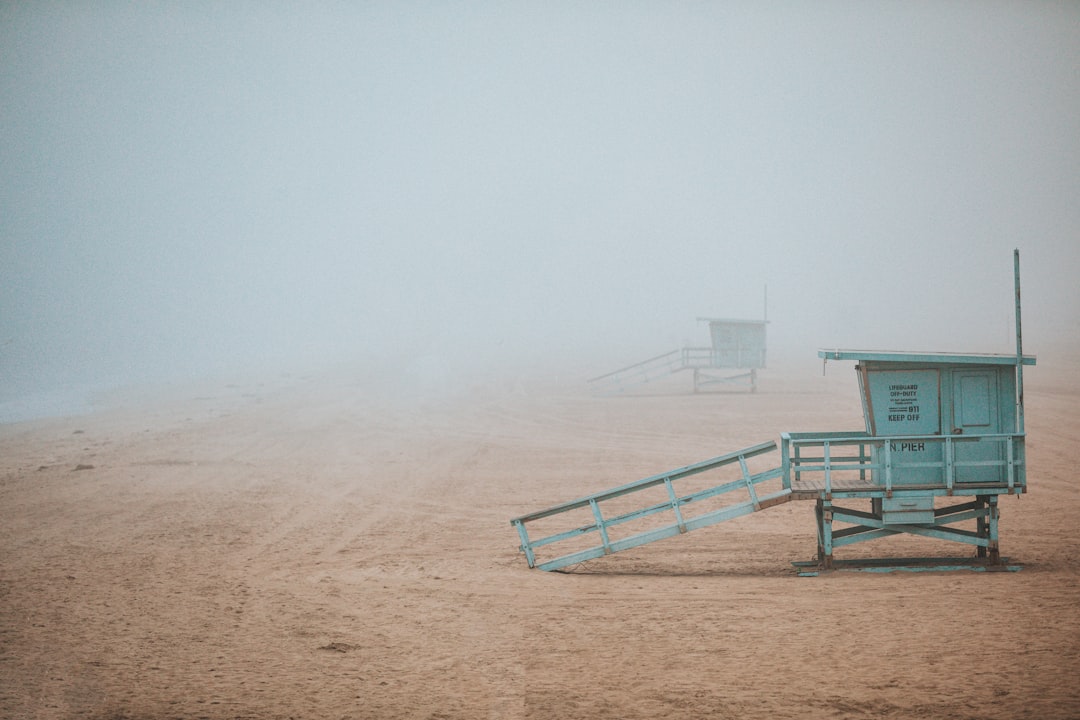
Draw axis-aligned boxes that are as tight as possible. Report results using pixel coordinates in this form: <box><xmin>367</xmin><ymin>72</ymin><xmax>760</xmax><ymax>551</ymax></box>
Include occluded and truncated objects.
<box><xmin>2</xmin><ymin>2</ymin><xmax>1078</xmax><ymax>404</ymax></box>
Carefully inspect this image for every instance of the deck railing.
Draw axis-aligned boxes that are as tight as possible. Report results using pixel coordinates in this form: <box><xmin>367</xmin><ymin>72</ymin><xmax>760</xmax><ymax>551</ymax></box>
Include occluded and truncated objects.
<box><xmin>780</xmin><ymin>431</ymin><xmax>1027</xmax><ymax>496</ymax></box>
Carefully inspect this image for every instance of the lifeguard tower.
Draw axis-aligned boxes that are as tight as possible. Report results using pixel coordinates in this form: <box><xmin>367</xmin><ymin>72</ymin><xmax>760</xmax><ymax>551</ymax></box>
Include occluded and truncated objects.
<box><xmin>512</xmin><ymin>252</ymin><xmax>1033</xmax><ymax>573</ymax></box>
<box><xmin>588</xmin><ymin>300</ymin><xmax>768</xmax><ymax>394</ymax></box>
<box><xmin>787</xmin><ymin>346</ymin><xmax>1033</xmax><ymax>572</ymax></box>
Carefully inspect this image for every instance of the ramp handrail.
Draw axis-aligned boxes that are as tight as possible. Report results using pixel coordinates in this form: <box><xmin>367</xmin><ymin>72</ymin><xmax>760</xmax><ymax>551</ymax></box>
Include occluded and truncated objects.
<box><xmin>587</xmin><ymin>349</ymin><xmax>683</xmax><ymax>383</ymax></box>
<box><xmin>512</xmin><ymin>440</ymin><xmax>777</xmax><ymax>522</ymax></box>
<box><xmin>511</xmin><ymin>440</ymin><xmax>786</xmax><ymax>570</ymax></box>
<box><xmin>587</xmin><ymin>347</ymin><xmax>722</xmax><ymax>392</ymax></box>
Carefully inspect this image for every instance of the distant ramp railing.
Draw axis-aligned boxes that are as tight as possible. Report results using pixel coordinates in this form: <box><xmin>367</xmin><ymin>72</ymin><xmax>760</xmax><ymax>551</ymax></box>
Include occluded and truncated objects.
<box><xmin>510</xmin><ymin>440</ymin><xmax>789</xmax><ymax>571</ymax></box>
<box><xmin>588</xmin><ymin>347</ymin><xmax>718</xmax><ymax>394</ymax></box>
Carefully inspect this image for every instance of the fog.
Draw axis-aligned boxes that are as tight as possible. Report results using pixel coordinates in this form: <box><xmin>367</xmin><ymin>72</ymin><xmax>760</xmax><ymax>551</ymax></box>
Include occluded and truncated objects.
<box><xmin>2</xmin><ymin>3</ymin><xmax>1078</xmax><ymax>418</ymax></box>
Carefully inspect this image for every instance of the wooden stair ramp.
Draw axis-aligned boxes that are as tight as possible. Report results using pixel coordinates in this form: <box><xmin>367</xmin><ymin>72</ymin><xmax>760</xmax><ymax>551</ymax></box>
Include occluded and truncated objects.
<box><xmin>587</xmin><ymin>349</ymin><xmax>688</xmax><ymax>394</ymax></box>
<box><xmin>511</xmin><ymin>440</ymin><xmax>790</xmax><ymax>571</ymax></box>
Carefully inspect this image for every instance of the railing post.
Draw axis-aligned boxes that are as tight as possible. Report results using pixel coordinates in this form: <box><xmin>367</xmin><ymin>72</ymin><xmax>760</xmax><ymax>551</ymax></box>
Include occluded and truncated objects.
<box><xmin>781</xmin><ymin>435</ymin><xmax>791</xmax><ymax>490</ymax></box>
<box><xmin>1006</xmin><ymin>436</ymin><xmax>1016</xmax><ymax>492</ymax></box>
<box><xmin>739</xmin><ymin>455</ymin><xmax>760</xmax><ymax>509</ymax></box>
<box><xmin>823</xmin><ymin>441</ymin><xmax>832</xmax><ymax>498</ymax></box>
<box><xmin>945</xmin><ymin>436</ymin><xmax>954</xmax><ymax>494</ymax></box>
<box><xmin>884</xmin><ymin>440</ymin><xmax>893</xmax><ymax>497</ymax></box>
<box><xmin>664</xmin><ymin>477</ymin><xmax>687</xmax><ymax>533</ymax></box>
<box><xmin>589</xmin><ymin>499</ymin><xmax>612</xmax><ymax>555</ymax></box>
<box><xmin>513</xmin><ymin>520</ymin><xmax>536</xmax><ymax>568</ymax></box>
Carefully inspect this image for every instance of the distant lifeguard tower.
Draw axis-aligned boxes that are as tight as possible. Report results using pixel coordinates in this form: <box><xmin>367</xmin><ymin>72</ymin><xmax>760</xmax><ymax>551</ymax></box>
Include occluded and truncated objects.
<box><xmin>513</xmin><ymin>252</ymin><xmax>1033</xmax><ymax>573</ymax></box>
<box><xmin>589</xmin><ymin>295</ymin><xmax>768</xmax><ymax>394</ymax></box>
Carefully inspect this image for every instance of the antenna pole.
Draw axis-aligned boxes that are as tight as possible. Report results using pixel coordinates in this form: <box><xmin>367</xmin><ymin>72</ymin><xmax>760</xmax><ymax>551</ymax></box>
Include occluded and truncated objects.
<box><xmin>763</xmin><ymin>284</ymin><xmax>768</xmax><ymax>323</ymax></box>
<box><xmin>1014</xmin><ymin>249</ymin><xmax>1025</xmax><ymax>434</ymax></box>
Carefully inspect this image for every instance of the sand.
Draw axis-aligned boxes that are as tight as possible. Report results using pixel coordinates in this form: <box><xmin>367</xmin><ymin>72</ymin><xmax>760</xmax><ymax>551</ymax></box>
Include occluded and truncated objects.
<box><xmin>1</xmin><ymin>361</ymin><xmax>1078</xmax><ymax>719</ymax></box>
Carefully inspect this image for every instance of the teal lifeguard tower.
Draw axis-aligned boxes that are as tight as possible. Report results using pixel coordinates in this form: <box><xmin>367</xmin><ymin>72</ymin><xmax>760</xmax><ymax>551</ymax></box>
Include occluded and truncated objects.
<box><xmin>588</xmin><ymin>295</ymin><xmax>768</xmax><ymax>394</ymax></box>
<box><xmin>512</xmin><ymin>252</ymin><xmax>1033</xmax><ymax>573</ymax></box>
<box><xmin>788</xmin><ymin>346</ymin><xmax>1033</xmax><ymax>572</ymax></box>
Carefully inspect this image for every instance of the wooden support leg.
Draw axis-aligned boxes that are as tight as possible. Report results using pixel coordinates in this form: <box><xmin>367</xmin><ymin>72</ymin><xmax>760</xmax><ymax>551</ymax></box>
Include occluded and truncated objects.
<box><xmin>815</xmin><ymin>499</ymin><xmax>824</xmax><ymax>563</ymax></box>
<box><xmin>987</xmin><ymin>495</ymin><xmax>1001</xmax><ymax>565</ymax></box>
<box><xmin>975</xmin><ymin>497</ymin><xmax>988</xmax><ymax>559</ymax></box>
<box><xmin>821</xmin><ymin>499</ymin><xmax>834</xmax><ymax>570</ymax></box>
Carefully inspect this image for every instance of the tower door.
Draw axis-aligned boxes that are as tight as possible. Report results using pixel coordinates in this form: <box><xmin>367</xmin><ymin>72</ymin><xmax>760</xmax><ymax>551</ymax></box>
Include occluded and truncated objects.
<box><xmin>951</xmin><ymin>369</ymin><xmax>1002</xmax><ymax>483</ymax></box>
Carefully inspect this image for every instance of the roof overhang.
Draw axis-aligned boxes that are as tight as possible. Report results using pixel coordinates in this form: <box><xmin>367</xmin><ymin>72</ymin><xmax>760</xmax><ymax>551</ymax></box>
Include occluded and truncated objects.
<box><xmin>817</xmin><ymin>349</ymin><xmax>1036</xmax><ymax>366</ymax></box>
<box><xmin>697</xmin><ymin>317</ymin><xmax>769</xmax><ymax>325</ymax></box>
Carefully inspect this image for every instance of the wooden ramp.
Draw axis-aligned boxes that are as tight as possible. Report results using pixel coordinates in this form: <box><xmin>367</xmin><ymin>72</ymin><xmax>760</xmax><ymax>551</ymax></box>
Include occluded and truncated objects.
<box><xmin>588</xmin><ymin>347</ymin><xmax>756</xmax><ymax>395</ymax></box>
<box><xmin>587</xmin><ymin>348</ymin><xmax>700</xmax><ymax>394</ymax></box>
<box><xmin>510</xmin><ymin>440</ymin><xmax>789</xmax><ymax>571</ymax></box>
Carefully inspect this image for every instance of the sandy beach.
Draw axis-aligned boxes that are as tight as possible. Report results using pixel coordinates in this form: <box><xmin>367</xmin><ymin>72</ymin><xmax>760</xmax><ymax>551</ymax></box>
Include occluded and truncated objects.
<box><xmin>2</xmin><ymin>358</ymin><xmax>1078</xmax><ymax>719</ymax></box>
